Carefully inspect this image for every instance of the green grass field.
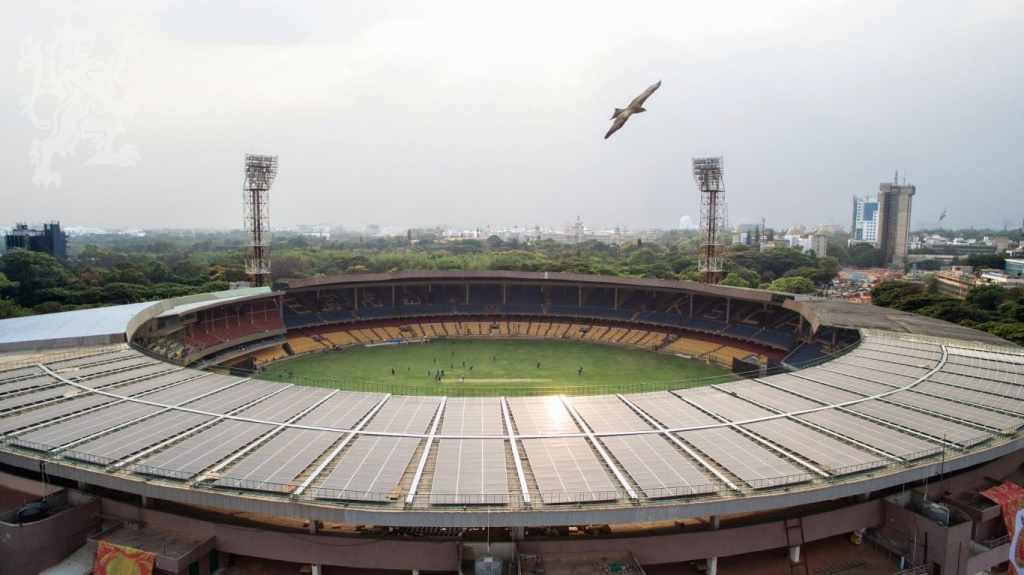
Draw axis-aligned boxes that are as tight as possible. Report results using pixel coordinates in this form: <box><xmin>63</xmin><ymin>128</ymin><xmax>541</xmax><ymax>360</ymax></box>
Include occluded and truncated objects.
<box><xmin>261</xmin><ymin>338</ymin><xmax>734</xmax><ymax>396</ymax></box>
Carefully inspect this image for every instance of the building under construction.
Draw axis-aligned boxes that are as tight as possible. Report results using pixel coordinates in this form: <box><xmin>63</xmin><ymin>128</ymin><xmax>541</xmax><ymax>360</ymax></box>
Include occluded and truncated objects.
<box><xmin>3</xmin><ymin>222</ymin><xmax>68</xmax><ymax>261</ymax></box>
<box><xmin>877</xmin><ymin>174</ymin><xmax>916</xmax><ymax>268</ymax></box>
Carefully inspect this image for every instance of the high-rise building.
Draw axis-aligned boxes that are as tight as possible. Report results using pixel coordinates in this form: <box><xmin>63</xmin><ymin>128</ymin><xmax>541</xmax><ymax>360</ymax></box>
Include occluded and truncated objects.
<box><xmin>877</xmin><ymin>177</ymin><xmax>916</xmax><ymax>268</ymax></box>
<box><xmin>851</xmin><ymin>195</ymin><xmax>879</xmax><ymax>243</ymax></box>
<box><xmin>4</xmin><ymin>222</ymin><xmax>68</xmax><ymax>261</ymax></box>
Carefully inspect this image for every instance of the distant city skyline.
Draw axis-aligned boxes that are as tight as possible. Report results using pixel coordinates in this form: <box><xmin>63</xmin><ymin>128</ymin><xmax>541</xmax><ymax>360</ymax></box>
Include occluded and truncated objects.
<box><xmin>1</xmin><ymin>2</ymin><xmax>1021</xmax><ymax>232</ymax></box>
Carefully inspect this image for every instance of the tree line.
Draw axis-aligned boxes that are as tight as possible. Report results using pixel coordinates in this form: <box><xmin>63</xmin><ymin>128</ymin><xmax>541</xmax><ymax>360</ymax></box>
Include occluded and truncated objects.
<box><xmin>0</xmin><ymin>230</ymin><xmax>845</xmax><ymax>318</ymax></box>
<box><xmin>871</xmin><ymin>280</ymin><xmax>1024</xmax><ymax>345</ymax></box>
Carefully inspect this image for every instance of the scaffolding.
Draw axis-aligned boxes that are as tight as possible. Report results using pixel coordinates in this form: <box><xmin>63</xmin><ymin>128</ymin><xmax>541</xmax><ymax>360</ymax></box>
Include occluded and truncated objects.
<box><xmin>243</xmin><ymin>154</ymin><xmax>278</xmax><ymax>287</ymax></box>
<box><xmin>693</xmin><ymin>157</ymin><xmax>726</xmax><ymax>284</ymax></box>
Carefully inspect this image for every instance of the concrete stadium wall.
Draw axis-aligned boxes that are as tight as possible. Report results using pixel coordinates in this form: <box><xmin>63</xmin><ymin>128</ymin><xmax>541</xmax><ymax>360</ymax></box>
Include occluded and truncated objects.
<box><xmin>99</xmin><ymin>499</ymin><xmax>461</xmax><ymax>572</ymax></box>
<box><xmin>519</xmin><ymin>500</ymin><xmax>882</xmax><ymax>565</ymax></box>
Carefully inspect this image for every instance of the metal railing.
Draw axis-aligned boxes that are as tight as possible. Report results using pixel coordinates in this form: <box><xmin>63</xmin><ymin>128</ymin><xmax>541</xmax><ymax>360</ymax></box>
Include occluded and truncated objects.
<box><xmin>0</xmin><ymin>344</ymin><xmax>128</xmax><ymax>371</ymax></box>
<box><xmin>94</xmin><ymin>453</ymin><xmax>937</xmax><ymax>512</ymax></box>
<box><xmin>228</xmin><ymin>366</ymin><xmax>752</xmax><ymax>397</ymax></box>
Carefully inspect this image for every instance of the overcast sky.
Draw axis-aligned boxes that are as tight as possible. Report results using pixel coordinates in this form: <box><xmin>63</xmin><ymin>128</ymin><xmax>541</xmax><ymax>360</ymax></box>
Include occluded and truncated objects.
<box><xmin>2</xmin><ymin>1</ymin><xmax>1022</xmax><ymax>232</ymax></box>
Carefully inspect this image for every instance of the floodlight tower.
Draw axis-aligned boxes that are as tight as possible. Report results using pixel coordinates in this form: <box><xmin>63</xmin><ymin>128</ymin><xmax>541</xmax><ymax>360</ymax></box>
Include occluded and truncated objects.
<box><xmin>243</xmin><ymin>154</ymin><xmax>278</xmax><ymax>287</ymax></box>
<box><xmin>693</xmin><ymin>157</ymin><xmax>726</xmax><ymax>284</ymax></box>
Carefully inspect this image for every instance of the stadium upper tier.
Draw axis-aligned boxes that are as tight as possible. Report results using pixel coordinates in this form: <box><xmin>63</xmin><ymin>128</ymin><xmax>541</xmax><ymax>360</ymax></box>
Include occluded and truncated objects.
<box><xmin>0</xmin><ymin>273</ymin><xmax>1022</xmax><ymax>528</ymax></box>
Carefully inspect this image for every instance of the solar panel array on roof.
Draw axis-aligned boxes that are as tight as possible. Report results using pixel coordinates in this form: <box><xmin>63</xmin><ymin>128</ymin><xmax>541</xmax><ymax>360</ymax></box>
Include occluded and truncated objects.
<box><xmin>622</xmin><ymin>392</ymin><xmax>719</xmax><ymax>429</ymax></box>
<box><xmin>296</xmin><ymin>390</ymin><xmax>385</xmax><ymax>428</ymax></box>
<box><xmin>106</xmin><ymin>371</ymin><xmax>210</xmax><ymax>397</ymax></box>
<box><xmin>795</xmin><ymin>369</ymin><xmax>895</xmax><ymax>396</ymax></box>
<box><xmin>136</xmin><ymin>419</ymin><xmax>276</xmax><ymax>480</ymax></box>
<box><xmin>601</xmin><ymin>434</ymin><xmax>715</xmax><ymax>498</ymax></box>
<box><xmin>45</xmin><ymin>350</ymin><xmax>134</xmax><ymax>369</ymax></box>
<box><xmin>62</xmin><ymin>357</ymin><xmax>157</xmax><ymax>380</ymax></box>
<box><xmin>844</xmin><ymin>401</ymin><xmax>989</xmax><ymax>447</ymax></box>
<box><xmin>931</xmin><ymin>371</ymin><xmax>1021</xmax><ymax>397</ymax></box>
<box><xmin>822</xmin><ymin>362</ymin><xmax>913</xmax><ymax>387</ymax></box>
<box><xmin>0</xmin><ymin>394</ymin><xmax>116</xmax><ymax>435</ymax></box>
<box><xmin>742</xmin><ymin>418</ymin><xmax>885</xmax><ymax>476</ymax></box>
<box><xmin>767</xmin><ymin>375</ymin><xmax>863</xmax><ymax>404</ymax></box>
<box><xmin>11</xmin><ymin>376</ymin><xmax>252</xmax><ymax>452</ymax></box>
<box><xmin>12</xmin><ymin>401</ymin><xmax>164</xmax><ymax>451</ymax></box>
<box><xmin>680</xmin><ymin>427</ymin><xmax>810</xmax><ymax>489</ymax></box>
<box><xmin>797</xmin><ymin>410</ymin><xmax>939</xmax><ymax>460</ymax></box>
<box><xmin>521</xmin><ymin>437</ymin><xmax>618</xmax><ymax>503</ymax></box>
<box><xmin>429</xmin><ymin>399</ymin><xmax>508</xmax><ymax>504</ymax></box>
<box><xmin>77</xmin><ymin>364</ymin><xmax>178</xmax><ymax>389</ymax></box>
<box><xmin>855</xmin><ymin>349</ymin><xmax>939</xmax><ymax>368</ymax></box>
<box><xmin>568</xmin><ymin>396</ymin><xmax>651</xmax><ymax>433</ymax></box>
<box><xmin>859</xmin><ymin>337</ymin><xmax>942</xmax><ymax>358</ymax></box>
<box><xmin>506</xmin><ymin>397</ymin><xmax>578</xmax><ymax>435</ymax></box>
<box><xmin>65</xmin><ymin>409</ymin><xmax>216</xmax><ymax>465</ymax></box>
<box><xmin>681</xmin><ymin>390</ymin><xmax>775</xmax><ymax>422</ymax></box>
<box><xmin>0</xmin><ymin>374</ymin><xmax>57</xmax><ymax>395</ymax></box>
<box><xmin>182</xmin><ymin>379</ymin><xmax>285</xmax><ymax>414</ymax></box>
<box><xmin>0</xmin><ymin>366</ymin><xmax>45</xmax><ymax>381</ymax></box>
<box><xmin>440</xmin><ymin>398</ymin><xmax>504</xmax><ymax>435</ymax></box>
<box><xmin>116</xmin><ymin>375</ymin><xmax>237</xmax><ymax>408</ymax></box>
<box><xmin>947</xmin><ymin>346</ymin><xmax>1024</xmax><ymax>365</ymax></box>
<box><xmin>316</xmin><ymin>435</ymin><xmax>421</xmax><ymax>502</ymax></box>
<box><xmin>836</xmin><ymin>356</ymin><xmax>929</xmax><ymax>379</ymax></box>
<box><xmin>215</xmin><ymin>428</ymin><xmax>341</xmax><ymax>492</ymax></box>
<box><xmin>889</xmin><ymin>392</ymin><xmax>1023</xmax><ymax>432</ymax></box>
<box><xmin>720</xmin><ymin>381</ymin><xmax>821</xmax><ymax>412</ymax></box>
<box><xmin>941</xmin><ymin>361</ymin><xmax>1024</xmax><ymax>386</ymax></box>
<box><xmin>914</xmin><ymin>381</ymin><xmax>1024</xmax><ymax>414</ymax></box>
<box><xmin>235</xmin><ymin>386</ymin><xmax>333</xmax><ymax>422</ymax></box>
<box><xmin>0</xmin><ymin>384</ymin><xmax>81</xmax><ymax>412</ymax></box>
<box><xmin>430</xmin><ymin>439</ymin><xmax>509</xmax><ymax>504</ymax></box>
<box><xmin>316</xmin><ymin>395</ymin><xmax>441</xmax><ymax>502</ymax></box>
<box><xmin>363</xmin><ymin>396</ymin><xmax>441</xmax><ymax>434</ymax></box>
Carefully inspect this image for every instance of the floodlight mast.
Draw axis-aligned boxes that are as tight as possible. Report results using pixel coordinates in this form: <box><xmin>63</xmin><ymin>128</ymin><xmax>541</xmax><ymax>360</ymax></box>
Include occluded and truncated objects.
<box><xmin>243</xmin><ymin>154</ymin><xmax>278</xmax><ymax>287</ymax></box>
<box><xmin>693</xmin><ymin>157</ymin><xmax>726</xmax><ymax>285</ymax></box>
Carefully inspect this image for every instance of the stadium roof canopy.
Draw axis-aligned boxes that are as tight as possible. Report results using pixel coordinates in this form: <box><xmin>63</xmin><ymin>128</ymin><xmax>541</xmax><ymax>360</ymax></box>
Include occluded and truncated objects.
<box><xmin>0</xmin><ymin>286</ymin><xmax>274</xmax><ymax>353</ymax></box>
<box><xmin>0</xmin><ymin>302</ymin><xmax>159</xmax><ymax>352</ymax></box>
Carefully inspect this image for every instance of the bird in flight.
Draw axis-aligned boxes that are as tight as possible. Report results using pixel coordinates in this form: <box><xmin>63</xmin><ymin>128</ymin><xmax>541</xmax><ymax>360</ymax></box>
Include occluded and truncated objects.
<box><xmin>605</xmin><ymin>80</ymin><xmax>661</xmax><ymax>139</ymax></box>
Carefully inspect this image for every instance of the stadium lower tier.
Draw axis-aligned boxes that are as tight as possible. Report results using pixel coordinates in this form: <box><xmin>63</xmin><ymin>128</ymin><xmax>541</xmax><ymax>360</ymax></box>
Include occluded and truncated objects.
<box><xmin>271</xmin><ymin>317</ymin><xmax>776</xmax><ymax>369</ymax></box>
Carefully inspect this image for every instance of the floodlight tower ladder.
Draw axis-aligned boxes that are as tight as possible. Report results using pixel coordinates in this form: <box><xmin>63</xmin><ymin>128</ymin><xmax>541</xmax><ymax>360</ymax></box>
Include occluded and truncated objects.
<box><xmin>693</xmin><ymin>157</ymin><xmax>726</xmax><ymax>284</ymax></box>
<box><xmin>243</xmin><ymin>154</ymin><xmax>278</xmax><ymax>287</ymax></box>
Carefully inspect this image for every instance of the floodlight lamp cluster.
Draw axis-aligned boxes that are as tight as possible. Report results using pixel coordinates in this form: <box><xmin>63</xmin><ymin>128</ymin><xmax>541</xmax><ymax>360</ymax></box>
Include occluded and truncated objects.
<box><xmin>692</xmin><ymin>157</ymin><xmax>724</xmax><ymax>190</ymax></box>
<box><xmin>244</xmin><ymin>154</ymin><xmax>278</xmax><ymax>191</ymax></box>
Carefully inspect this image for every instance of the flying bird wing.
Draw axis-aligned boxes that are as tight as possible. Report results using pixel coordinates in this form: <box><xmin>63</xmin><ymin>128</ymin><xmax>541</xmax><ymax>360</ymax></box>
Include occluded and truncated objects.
<box><xmin>627</xmin><ymin>80</ymin><xmax>661</xmax><ymax>108</ymax></box>
<box><xmin>604</xmin><ymin>115</ymin><xmax>629</xmax><ymax>139</ymax></box>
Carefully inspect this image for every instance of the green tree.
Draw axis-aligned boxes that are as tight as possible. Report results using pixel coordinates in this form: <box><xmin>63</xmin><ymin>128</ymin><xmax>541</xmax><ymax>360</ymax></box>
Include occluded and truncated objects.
<box><xmin>997</xmin><ymin>299</ymin><xmax>1024</xmax><ymax>322</ymax></box>
<box><xmin>0</xmin><ymin>250</ymin><xmax>73</xmax><ymax>307</ymax></box>
<box><xmin>171</xmin><ymin>259</ymin><xmax>207</xmax><ymax>284</ymax></box>
<box><xmin>871</xmin><ymin>281</ymin><xmax>923</xmax><ymax>308</ymax></box>
<box><xmin>758</xmin><ymin>247</ymin><xmax>810</xmax><ymax>278</ymax></box>
<box><xmin>965</xmin><ymin>284</ymin><xmax>1006</xmax><ymax>311</ymax></box>
<box><xmin>980</xmin><ymin>322</ymin><xmax>1024</xmax><ymax>346</ymax></box>
<box><xmin>720</xmin><ymin>273</ymin><xmax>751</xmax><ymax>287</ymax></box>
<box><xmin>767</xmin><ymin>276</ymin><xmax>815</xmax><ymax>294</ymax></box>
<box><xmin>848</xmin><ymin>243</ymin><xmax>885</xmax><ymax>268</ymax></box>
<box><xmin>0</xmin><ymin>299</ymin><xmax>30</xmax><ymax>319</ymax></box>
<box><xmin>0</xmin><ymin>272</ymin><xmax>17</xmax><ymax>299</ymax></box>
<box><xmin>966</xmin><ymin>254</ymin><xmax>1006</xmax><ymax>270</ymax></box>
